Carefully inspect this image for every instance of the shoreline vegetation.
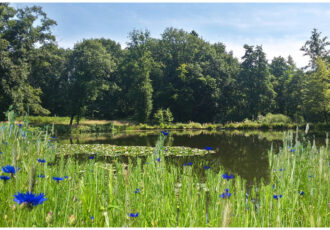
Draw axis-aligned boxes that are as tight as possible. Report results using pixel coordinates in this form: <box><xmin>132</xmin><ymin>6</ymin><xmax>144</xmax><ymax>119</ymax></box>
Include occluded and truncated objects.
<box><xmin>0</xmin><ymin>113</ymin><xmax>328</xmax><ymax>227</ymax></box>
<box><xmin>0</xmin><ymin>5</ymin><xmax>329</xmax><ymax>130</ymax></box>
<box><xmin>9</xmin><ymin>115</ymin><xmax>330</xmax><ymax>135</ymax></box>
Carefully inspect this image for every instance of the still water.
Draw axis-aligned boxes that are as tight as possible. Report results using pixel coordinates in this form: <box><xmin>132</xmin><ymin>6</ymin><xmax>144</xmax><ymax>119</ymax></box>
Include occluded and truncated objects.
<box><xmin>57</xmin><ymin>129</ymin><xmax>326</xmax><ymax>185</ymax></box>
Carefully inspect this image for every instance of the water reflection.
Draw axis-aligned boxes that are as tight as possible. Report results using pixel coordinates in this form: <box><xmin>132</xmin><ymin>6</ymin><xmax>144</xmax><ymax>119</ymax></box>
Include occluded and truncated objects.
<box><xmin>57</xmin><ymin>130</ymin><xmax>326</xmax><ymax>184</ymax></box>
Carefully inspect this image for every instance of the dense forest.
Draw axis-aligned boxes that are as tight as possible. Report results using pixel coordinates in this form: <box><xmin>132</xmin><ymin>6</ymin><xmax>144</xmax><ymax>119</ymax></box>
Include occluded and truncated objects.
<box><xmin>0</xmin><ymin>3</ymin><xmax>329</xmax><ymax>124</ymax></box>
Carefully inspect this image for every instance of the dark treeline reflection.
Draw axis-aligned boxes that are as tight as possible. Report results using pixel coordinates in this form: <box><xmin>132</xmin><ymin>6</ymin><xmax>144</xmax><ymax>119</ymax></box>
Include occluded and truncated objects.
<box><xmin>58</xmin><ymin>131</ymin><xmax>288</xmax><ymax>184</ymax></box>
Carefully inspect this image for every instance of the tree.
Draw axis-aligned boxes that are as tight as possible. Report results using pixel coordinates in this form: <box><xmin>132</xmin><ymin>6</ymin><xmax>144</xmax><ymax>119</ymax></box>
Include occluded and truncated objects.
<box><xmin>66</xmin><ymin>39</ymin><xmax>115</xmax><ymax>125</ymax></box>
<box><xmin>119</xmin><ymin>30</ymin><xmax>154</xmax><ymax>123</ymax></box>
<box><xmin>270</xmin><ymin>56</ymin><xmax>290</xmax><ymax>114</ymax></box>
<box><xmin>0</xmin><ymin>4</ymin><xmax>56</xmax><ymax>118</ymax></box>
<box><xmin>301</xmin><ymin>28</ymin><xmax>330</xmax><ymax>70</ymax></box>
<box><xmin>302</xmin><ymin>58</ymin><xmax>330</xmax><ymax>123</ymax></box>
<box><xmin>28</xmin><ymin>44</ymin><xmax>71</xmax><ymax>116</ymax></box>
<box><xmin>238</xmin><ymin>45</ymin><xmax>276</xmax><ymax>120</ymax></box>
<box><xmin>283</xmin><ymin>59</ymin><xmax>304</xmax><ymax>121</ymax></box>
<box><xmin>86</xmin><ymin>39</ymin><xmax>122</xmax><ymax>119</ymax></box>
<box><xmin>150</xmin><ymin>28</ymin><xmax>239</xmax><ymax>122</ymax></box>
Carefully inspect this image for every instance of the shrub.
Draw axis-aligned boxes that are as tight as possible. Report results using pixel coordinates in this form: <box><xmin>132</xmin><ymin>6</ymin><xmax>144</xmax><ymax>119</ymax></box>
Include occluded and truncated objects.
<box><xmin>188</xmin><ymin>122</ymin><xmax>203</xmax><ymax>129</ymax></box>
<box><xmin>164</xmin><ymin>108</ymin><xmax>174</xmax><ymax>124</ymax></box>
<box><xmin>153</xmin><ymin>109</ymin><xmax>164</xmax><ymax>125</ymax></box>
<box><xmin>258</xmin><ymin>113</ymin><xmax>291</xmax><ymax>124</ymax></box>
<box><xmin>153</xmin><ymin>108</ymin><xmax>173</xmax><ymax>125</ymax></box>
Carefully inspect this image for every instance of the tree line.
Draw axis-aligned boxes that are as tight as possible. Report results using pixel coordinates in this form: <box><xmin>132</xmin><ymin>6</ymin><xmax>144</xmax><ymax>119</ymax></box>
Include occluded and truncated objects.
<box><xmin>0</xmin><ymin>4</ymin><xmax>329</xmax><ymax>124</ymax></box>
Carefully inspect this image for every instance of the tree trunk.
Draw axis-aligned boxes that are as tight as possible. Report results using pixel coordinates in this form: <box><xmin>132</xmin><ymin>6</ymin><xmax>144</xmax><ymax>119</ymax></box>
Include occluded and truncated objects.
<box><xmin>69</xmin><ymin>114</ymin><xmax>74</xmax><ymax>127</ymax></box>
<box><xmin>323</xmin><ymin>107</ymin><xmax>328</xmax><ymax>124</ymax></box>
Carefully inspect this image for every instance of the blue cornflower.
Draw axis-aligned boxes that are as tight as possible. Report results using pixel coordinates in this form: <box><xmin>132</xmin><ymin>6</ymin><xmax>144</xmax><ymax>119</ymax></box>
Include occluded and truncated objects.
<box><xmin>89</xmin><ymin>156</ymin><xmax>95</xmax><ymax>160</ymax></box>
<box><xmin>52</xmin><ymin>135</ymin><xmax>56</xmax><ymax>139</ymax></box>
<box><xmin>273</xmin><ymin>184</ymin><xmax>275</xmax><ymax>190</ymax></box>
<box><xmin>220</xmin><ymin>188</ymin><xmax>231</xmax><ymax>199</ymax></box>
<box><xmin>204</xmin><ymin>146</ymin><xmax>213</xmax><ymax>151</ymax></box>
<box><xmin>308</xmin><ymin>175</ymin><xmax>313</xmax><ymax>178</ymax></box>
<box><xmin>290</xmin><ymin>149</ymin><xmax>295</xmax><ymax>152</ymax></box>
<box><xmin>183</xmin><ymin>162</ymin><xmax>193</xmax><ymax>166</ymax></box>
<box><xmin>37</xmin><ymin>159</ymin><xmax>46</xmax><ymax>163</ymax></box>
<box><xmin>222</xmin><ymin>173</ymin><xmax>235</xmax><ymax>180</ymax></box>
<box><xmin>22</xmin><ymin>133</ymin><xmax>26</xmax><ymax>138</ymax></box>
<box><xmin>161</xmin><ymin>131</ymin><xmax>169</xmax><ymax>136</ymax></box>
<box><xmin>90</xmin><ymin>216</ymin><xmax>94</xmax><ymax>222</ymax></box>
<box><xmin>52</xmin><ymin>177</ymin><xmax>63</xmax><ymax>181</ymax></box>
<box><xmin>156</xmin><ymin>158</ymin><xmax>160</xmax><ymax>162</ymax></box>
<box><xmin>299</xmin><ymin>191</ymin><xmax>304</xmax><ymax>195</ymax></box>
<box><xmin>65</xmin><ymin>176</ymin><xmax>69</xmax><ymax>179</ymax></box>
<box><xmin>204</xmin><ymin>166</ymin><xmax>210</xmax><ymax>170</ymax></box>
<box><xmin>273</xmin><ymin>194</ymin><xmax>283</xmax><ymax>200</ymax></box>
<box><xmin>2</xmin><ymin>165</ymin><xmax>20</xmax><ymax>174</ymax></box>
<box><xmin>38</xmin><ymin>175</ymin><xmax>45</xmax><ymax>178</ymax></box>
<box><xmin>13</xmin><ymin>191</ymin><xmax>47</xmax><ymax>207</ymax></box>
<box><xmin>0</xmin><ymin>176</ymin><xmax>10</xmax><ymax>181</ymax></box>
<box><xmin>129</xmin><ymin>212</ymin><xmax>139</xmax><ymax>218</ymax></box>
<box><xmin>4</xmin><ymin>142</ymin><xmax>8</xmax><ymax>145</ymax></box>
<box><xmin>165</xmin><ymin>148</ymin><xmax>168</xmax><ymax>152</ymax></box>
<box><xmin>134</xmin><ymin>188</ymin><xmax>141</xmax><ymax>194</ymax></box>
<box><xmin>18</xmin><ymin>124</ymin><xmax>23</xmax><ymax>128</ymax></box>
<box><xmin>0</xmin><ymin>152</ymin><xmax>2</xmax><ymax>154</ymax></box>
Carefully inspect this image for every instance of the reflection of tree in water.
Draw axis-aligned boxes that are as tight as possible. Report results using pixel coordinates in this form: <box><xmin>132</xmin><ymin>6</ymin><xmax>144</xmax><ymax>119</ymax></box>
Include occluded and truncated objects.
<box><xmin>59</xmin><ymin>130</ymin><xmax>286</xmax><ymax>184</ymax></box>
<box><xmin>166</xmin><ymin>133</ymin><xmax>280</xmax><ymax>185</ymax></box>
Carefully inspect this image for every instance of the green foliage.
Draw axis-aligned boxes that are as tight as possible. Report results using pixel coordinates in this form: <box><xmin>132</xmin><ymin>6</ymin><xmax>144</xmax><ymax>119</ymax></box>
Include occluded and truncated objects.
<box><xmin>119</xmin><ymin>30</ymin><xmax>154</xmax><ymax>123</ymax></box>
<box><xmin>153</xmin><ymin>109</ymin><xmax>164</xmax><ymax>125</ymax></box>
<box><xmin>66</xmin><ymin>39</ymin><xmax>116</xmax><ymax>125</ymax></box>
<box><xmin>16</xmin><ymin>116</ymin><xmax>74</xmax><ymax>124</ymax></box>
<box><xmin>258</xmin><ymin>113</ymin><xmax>291</xmax><ymax>124</ymax></box>
<box><xmin>153</xmin><ymin>108</ymin><xmax>173</xmax><ymax>125</ymax></box>
<box><xmin>300</xmin><ymin>28</ymin><xmax>330</xmax><ymax>70</ymax></box>
<box><xmin>0</xmin><ymin>114</ymin><xmax>328</xmax><ymax>227</ymax></box>
<box><xmin>165</xmin><ymin>108</ymin><xmax>174</xmax><ymax>123</ymax></box>
<box><xmin>238</xmin><ymin>45</ymin><xmax>276</xmax><ymax>120</ymax></box>
<box><xmin>0</xmin><ymin>4</ymin><xmax>329</xmax><ymax>126</ymax></box>
<box><xmin>28</xmin><ymin>44</ymin><xmax>71</xmax><ymax>116</ymax></box>
<box><xmin>302</xmin><ymin>58</ymin><xmax>330</xmax><ymax>122</ymax></box>
<box><xmin>0</xmin><ymin>3</ymin><xmax>55</xmax><ymax>118</ymax></box>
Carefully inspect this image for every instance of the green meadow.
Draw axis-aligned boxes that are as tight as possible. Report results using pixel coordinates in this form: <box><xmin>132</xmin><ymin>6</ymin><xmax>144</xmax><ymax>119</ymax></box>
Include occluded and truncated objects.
<box><xmin>0</xmin><ymin>112</ymin><xmax>329</xmax><ymax>227</ymax></box>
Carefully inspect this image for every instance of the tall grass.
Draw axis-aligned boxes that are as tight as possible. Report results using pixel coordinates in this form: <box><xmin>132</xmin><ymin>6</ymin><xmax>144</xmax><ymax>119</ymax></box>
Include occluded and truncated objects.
<box><xmin>0</xmin><ymin>113</ymin><xmax>328</xmax><ymax>227</ymax></box>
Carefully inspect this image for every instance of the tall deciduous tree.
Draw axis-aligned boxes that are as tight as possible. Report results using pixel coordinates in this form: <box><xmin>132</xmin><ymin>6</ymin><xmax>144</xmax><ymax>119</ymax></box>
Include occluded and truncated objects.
<box><xmin>302</xmin><ymin>58</ymin><xmax>330</xmax><ymax>123</ymax></box>
<box><xmin>283</xmin><ymin>58</ymin><xmax>304</xmax><ymax>121</ymax></box>
<box><xmin>66</xmin><ymin>39</ymin><xmax>115</xmax><ymax>125</ymax></box>
<box><xmin>270</xmin><ymin>56</ymin><xmax>290</xmax><ymax>114</ymax></box>
<box><xmin>0</xmin><ymin>4</ymin><xmax>56</xmax><ymax>118</ymax></box>
<box><xmin>86</xmin><ymin>39</ymin><xmax>122</xmax><ymax>119</ymax></box>
<box><xmin>119</xmin><ymin>30</ymin><xmax>154</xmax><ymax>123</ymax></box>
<box><xmin>28</xmin><ymin>44</ymin><xmax>71</xmax><ymax>116</ymax></box>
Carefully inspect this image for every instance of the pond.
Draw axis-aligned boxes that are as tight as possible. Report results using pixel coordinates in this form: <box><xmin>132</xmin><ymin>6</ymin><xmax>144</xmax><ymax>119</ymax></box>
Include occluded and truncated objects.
<box><xmin>57</xmin><ymin>129</ymin><xmax>327</xmax><ymax>185</ymax></box>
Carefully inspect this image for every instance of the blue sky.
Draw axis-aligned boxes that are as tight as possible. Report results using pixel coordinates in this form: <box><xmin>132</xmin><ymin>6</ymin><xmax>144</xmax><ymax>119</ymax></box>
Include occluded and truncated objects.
<box><xmin>12</xmin><ymin>3</ymin><xmax>330</xmax><ymax>67</ymax></box>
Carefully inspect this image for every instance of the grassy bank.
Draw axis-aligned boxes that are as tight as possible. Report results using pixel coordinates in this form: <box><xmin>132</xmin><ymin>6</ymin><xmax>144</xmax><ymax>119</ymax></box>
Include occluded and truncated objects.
<box><xmin>12</xmin><ymin>115</ymin><xmax>329</xmax><ymax>135</ymax></box>
<box><xmin>0</xmin><ymin>113</ymin><xmax>329</xmax><ymax>227</ymax></box>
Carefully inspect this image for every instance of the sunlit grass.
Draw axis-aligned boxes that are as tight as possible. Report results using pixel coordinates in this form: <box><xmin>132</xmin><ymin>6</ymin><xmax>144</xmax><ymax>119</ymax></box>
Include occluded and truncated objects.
<box><xmin>0</xmin><ymin>112</ymin><xmax>329</xmax><ymax>227</ymax></box>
